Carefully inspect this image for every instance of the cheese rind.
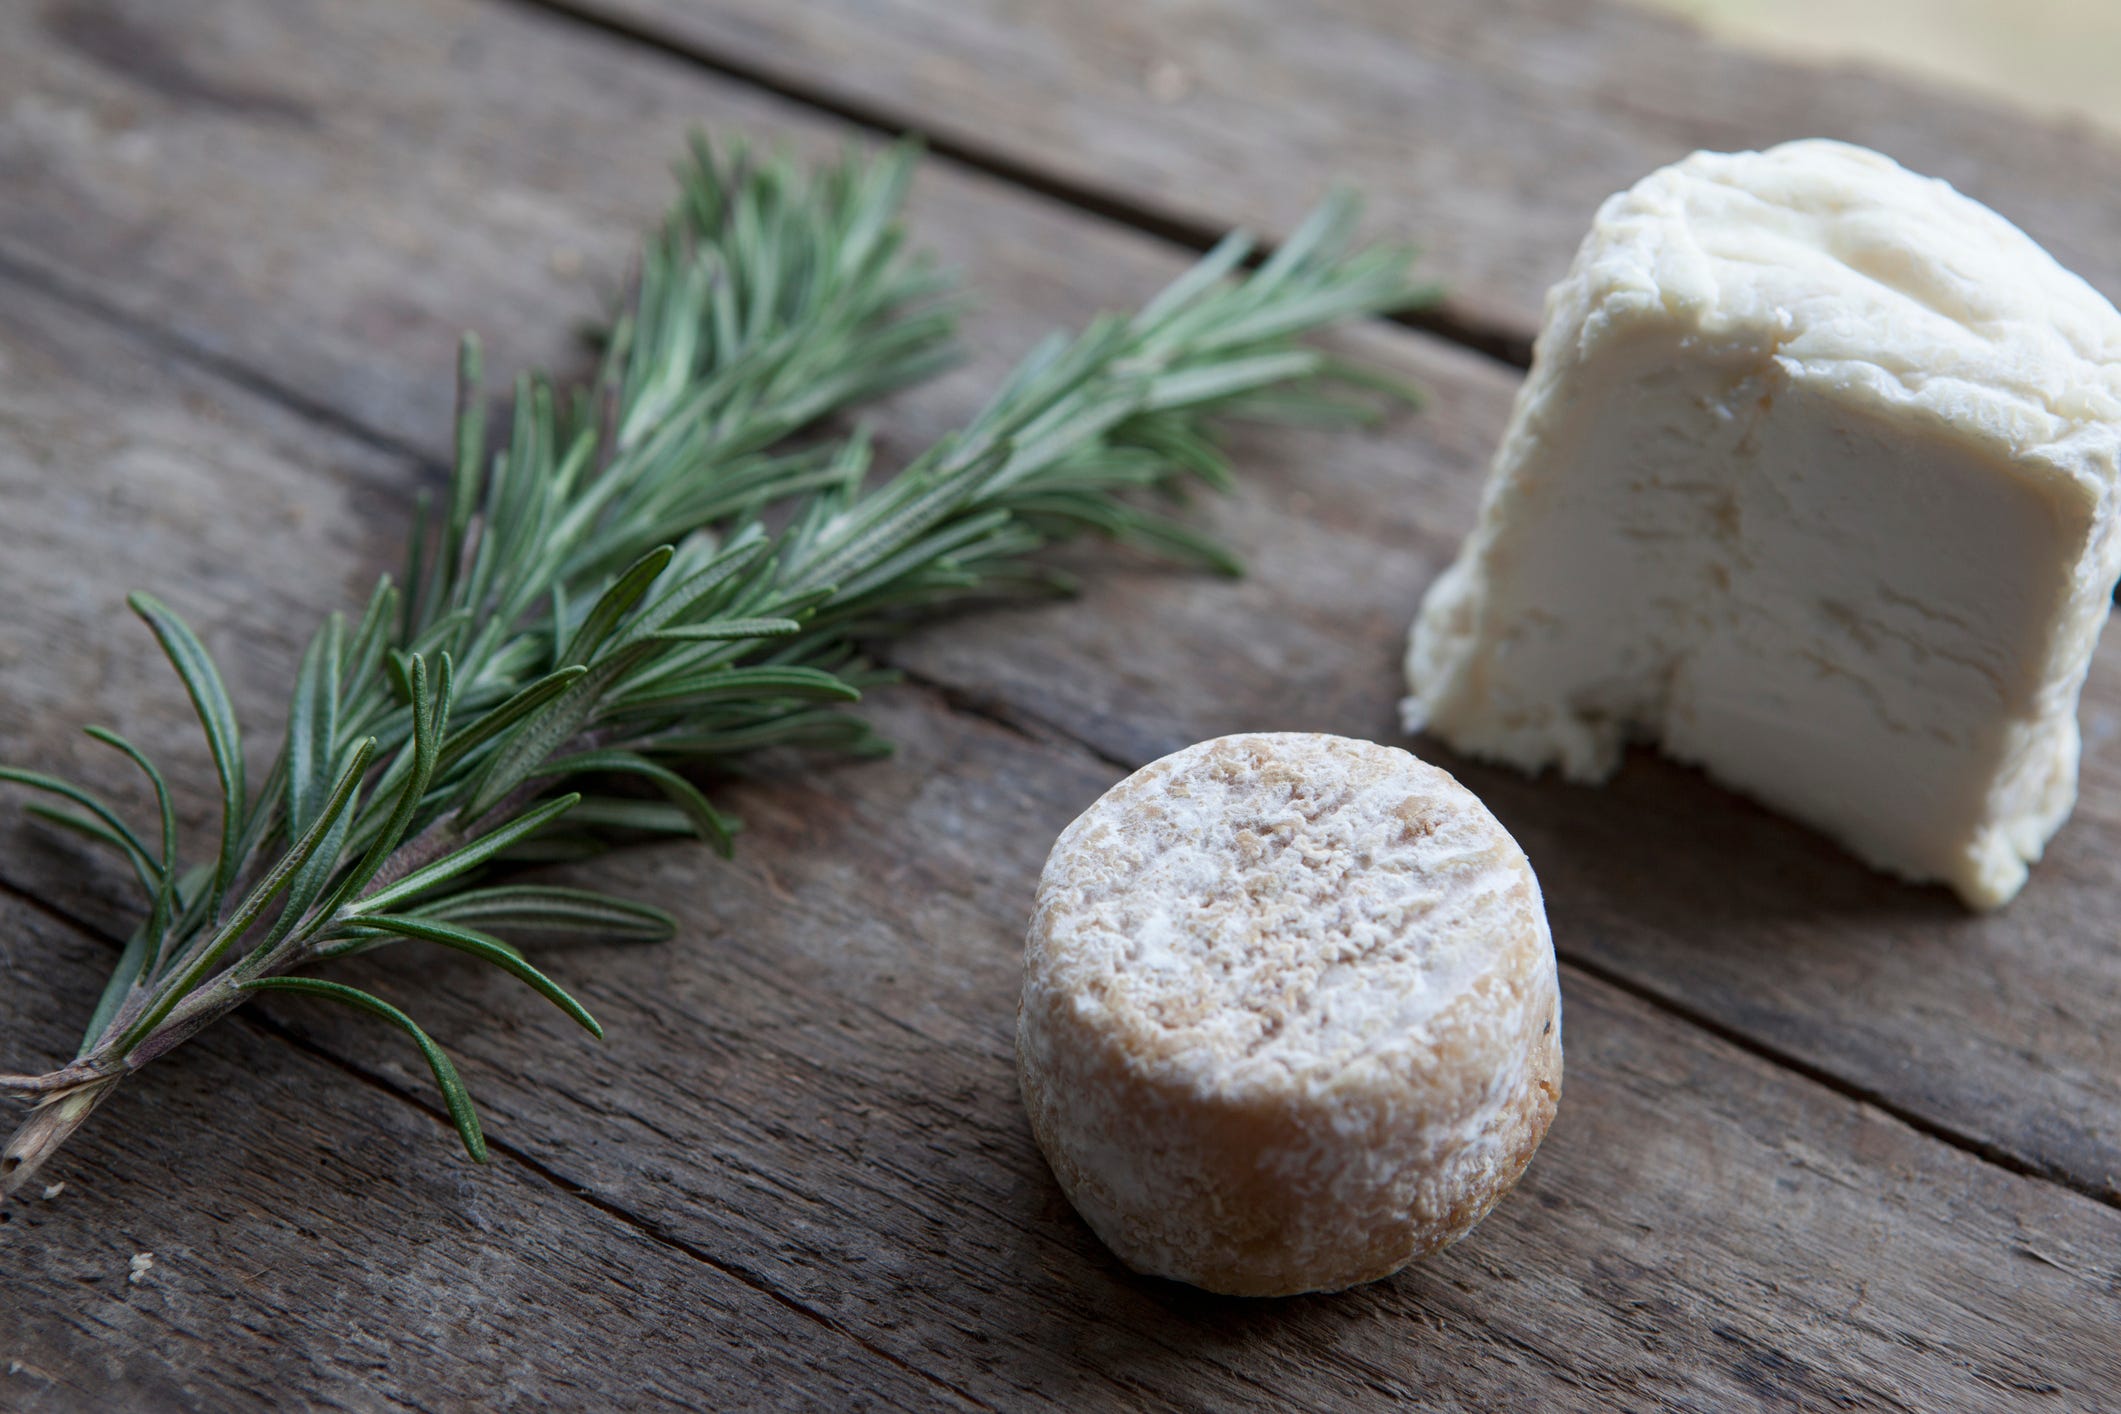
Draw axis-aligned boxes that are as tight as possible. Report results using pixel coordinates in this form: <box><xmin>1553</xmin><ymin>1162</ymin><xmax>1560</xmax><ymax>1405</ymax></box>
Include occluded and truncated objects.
<box><xmin>1405</xmin><ymin>140</ymin><xmax>2121</xmax><ymax>908</ymax></box>
<box><xmin>1018</xmin><ymin>733</ymin><xmax>1561</xmax><ymax>1297</ymax></box>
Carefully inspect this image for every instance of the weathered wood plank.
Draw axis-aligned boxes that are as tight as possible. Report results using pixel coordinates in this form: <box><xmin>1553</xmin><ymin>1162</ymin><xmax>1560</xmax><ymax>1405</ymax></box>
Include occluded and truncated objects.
<box><xmin>3</xmin><ymin>0</ymin><xmax>2119</xmax><ymax>1214</ymax></box>
<box><xmin>0</xmin><ymin>893</ymin><xmax>982</xmax><ymax>1413</ymax></box>
<box><xmin>4</xmin><ymin>208</ymin><xmax>2121</xmax><ymax>1411</ymax></box>
<box><xmin>0</xmin><ymin>0</ymin><xmax>868</xmax><ymax>453</ymax></box>
<box><xmin>555</xmin><ymin>0</ymin><xmax>2121</xmax><ymax>348</ymax></box>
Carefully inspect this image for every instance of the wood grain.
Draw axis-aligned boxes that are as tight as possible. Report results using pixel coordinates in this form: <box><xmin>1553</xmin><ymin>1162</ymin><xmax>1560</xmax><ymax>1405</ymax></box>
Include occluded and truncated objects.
<box><xmin>4</xmin><ymin>317</ymin><xmax>2118</xmax><ymax>1406</ymax></box>
<box><xmin>0</xmin><ymin>0</ymin><xmax>2115</xmax><ymax>1220</ymax></box>
<box><xmin>0</xmin><ymin>894</ymin><xmax>982</xmax><ymax>1413</ymax></box>
<box><xmin>284</xmin><ymin>690</ymin><xmax>2121</xmax><ymax>1413</ymax></box>
<box><xmin>2</xmin><ymin>112</ymin><xmax>2119</xmax><ymax>1414</ymax></box>
<box><xmin>7</xmin><ymin>0</ymin><xmax>2119</xmax><ymax>1208</ymax></box>
<box><xmin>4</xmin><ymin>0</ymin><xmax>2121</xmax><ymax>1405</ymax></box>
<box><xmin>555</xmin><ymin>0</ymin><xmax>2121</xmax><ymax>351</ymax></box>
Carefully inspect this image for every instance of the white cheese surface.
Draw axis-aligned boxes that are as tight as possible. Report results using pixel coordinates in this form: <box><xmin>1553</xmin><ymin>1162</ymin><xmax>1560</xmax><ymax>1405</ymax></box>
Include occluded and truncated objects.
<box><xmin>1405</xmin><ymin>140</ymin><xmax>2121</xmax><ymax>908</ymax></box>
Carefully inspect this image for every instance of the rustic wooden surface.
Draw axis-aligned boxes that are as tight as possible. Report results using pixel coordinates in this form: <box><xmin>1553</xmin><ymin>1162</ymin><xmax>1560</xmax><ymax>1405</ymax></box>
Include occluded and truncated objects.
<box><xmin>556</xmin><ymin>0</ymin><xmax>2121</xmax><ymax>358</ymax></box>
<box><xmin>3</xmin><ymin>0</ymin><xmax>2120</xmax><ymax>1409</ymax></box>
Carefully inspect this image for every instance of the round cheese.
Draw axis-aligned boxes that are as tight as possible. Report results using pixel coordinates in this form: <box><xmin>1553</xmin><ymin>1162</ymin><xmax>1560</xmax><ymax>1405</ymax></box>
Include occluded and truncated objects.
<box><xmin>1017</xmin><ymin>732</ymin><xmax>1561</xmax><ymax>1296</ymax></box>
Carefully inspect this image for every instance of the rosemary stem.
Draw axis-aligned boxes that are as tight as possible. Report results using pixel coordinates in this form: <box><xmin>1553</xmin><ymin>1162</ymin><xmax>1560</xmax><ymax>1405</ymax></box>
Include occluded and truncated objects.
<box><xmin>0</xmin><ymin>1062</ymin><xmax>105</xmax><ymax>1095</ymax></box>
<box><xmin>0</xmin><ymin>140</ymin><xmax>1429</xmax><ymax>1200</ymax></box>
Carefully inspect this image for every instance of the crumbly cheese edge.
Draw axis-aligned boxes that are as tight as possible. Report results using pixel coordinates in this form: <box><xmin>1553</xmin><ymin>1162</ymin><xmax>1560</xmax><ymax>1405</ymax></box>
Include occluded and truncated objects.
<box><xmin>1404</xmin><ymin>141</ymin><xmax>2121</xmax><ymax>908</ymax></box>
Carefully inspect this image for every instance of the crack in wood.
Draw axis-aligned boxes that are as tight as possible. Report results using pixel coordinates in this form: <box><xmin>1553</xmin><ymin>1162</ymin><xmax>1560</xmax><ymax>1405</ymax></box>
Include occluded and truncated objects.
<box><xmin>43</xmin><ymin>0</ymin><xmax>320</xmax><ymax>126</ymax></box>
<box><xmin>888</xmin><ymin>665</ymin><xmax>1137</xmax><ymax>775</ymax></box>
<box><xmin>0</xmin><ymin>247</ymin><xmax>445</xmax><ymax>477</ymax></box>
<box><xmin>239</xmin><ymin>1010</ymin><xmax>1003</xmax><ymax>1414</ymax></box>
<box><xmin>1556</xmin><ymin>953</ymin><xmax>2121</xmax><ymax>1212</ymax></box>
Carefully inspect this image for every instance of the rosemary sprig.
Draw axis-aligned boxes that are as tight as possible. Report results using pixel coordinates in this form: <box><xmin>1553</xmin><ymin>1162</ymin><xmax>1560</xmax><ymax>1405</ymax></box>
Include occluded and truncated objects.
<box><xmin>0</xmin><ymin>138</ymin><xmax>1431</xmax><ymax>1198</ymax></box>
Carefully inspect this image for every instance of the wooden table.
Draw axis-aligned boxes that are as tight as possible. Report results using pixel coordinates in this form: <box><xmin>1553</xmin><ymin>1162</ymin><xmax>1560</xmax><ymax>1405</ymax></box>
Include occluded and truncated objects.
<box><xmin>3</xmin><ymin>2</ymin><xmax>2118</xmax><ymax>1408</ymax></box>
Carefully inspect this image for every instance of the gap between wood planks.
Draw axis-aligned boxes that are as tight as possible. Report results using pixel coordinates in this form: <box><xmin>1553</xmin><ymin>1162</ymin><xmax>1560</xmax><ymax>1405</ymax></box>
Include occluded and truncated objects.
<box><xmin>491</xmin><ymin>0</ymin><xmax>1537</xmax><ymax>369</ymax></box>
<box><xmin>244</xmin><ymin>1018</ymin><xmax>1001</xmax><ymax>1414</ymax></box>
<box><xmin>0</xmin><ymin>246</ymin><xmax>445</xmax><ymax>478</ymax></box>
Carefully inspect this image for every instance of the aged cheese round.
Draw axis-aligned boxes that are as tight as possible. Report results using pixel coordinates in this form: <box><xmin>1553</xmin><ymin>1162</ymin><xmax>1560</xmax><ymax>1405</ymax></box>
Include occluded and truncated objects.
<box><xmin>1017</xmin><ymin>732</ymin><xmax>1561</xmax><ymax>1297</ymax></box>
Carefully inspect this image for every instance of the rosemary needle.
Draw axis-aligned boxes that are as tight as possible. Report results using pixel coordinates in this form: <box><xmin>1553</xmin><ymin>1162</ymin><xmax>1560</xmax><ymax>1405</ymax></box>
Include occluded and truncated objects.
<box><xmin>0</xmin><ymin>137</ymin><xmax>1433</xmax><ymax>1199</ymax></box>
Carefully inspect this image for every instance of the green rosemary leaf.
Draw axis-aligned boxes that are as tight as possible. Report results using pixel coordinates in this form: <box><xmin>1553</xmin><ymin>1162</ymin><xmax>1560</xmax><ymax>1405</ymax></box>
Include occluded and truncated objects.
<box><xmin>1141</xmin><ymin>349</ymin><xmax>1324</xmax><ymax>412</ymax></box>
<box><xmin>1247</xmin><ymin>186</ymin><xmax>1358</xmax><ymax>293</ymax></box>
<box><xmin>1212</xmin><ymin>388</ymin><xmax>1390</xmax><ymax>429</ymax></box>
<box><xmin>823</xmin><ymin>507</ymin><xmax>1017</xmax><ymax>604</ymax></box>
<box><xmin>1200</xmin><ymin>276</ymin><xmax>1414</xmax><ymax>353</ymax></box>
<box><xmin>455</xmin><ymin>665</ymin><xmax>619</xmax><ymax>823</ymax></box>
<box><xmin>77</xmin><ymin>729</ymin><xmax>178</xmax><ymax>975</ymax></box>
<box><xmin>549</xmin><ymin>581</ymin><xmax>573</xmax><ymax>667</ymax></box>
<box><xmin>1103</xmin><ymin>415</ymin><xmax>1235</xmax><ymax>492</ymax></box>
<box><xmin>416</xmin><ymin>885</ymin><xmax>677</xmax><ymax>942</ymax></box>
<box><xmin>477</xmin><ymin>833</ymin><xmax>610</xmax><ymax>866</ymax></box>
<box><xmin>80</xmin><ymin>921</ymin><xmax>152</xmax><ymax>1056</ymax></box>
<box><xmin>21</xmin><ymin>804</ymin><xmax>161</xmax><ymax>896</ymax></box>
<box><xmin>645</xmin><ymin>708</ymin><xmax>884</xmax><ymax>756</ymax></box>
<box><xmin>236</xmin><ymin>976</ymin><xmax>487</xmax><ymax>1162</ymax></box>
<box><xmin>80</xmin><ymin>729</ymin><xmax>176</xmax><ymax>875</ymax></box>
<box><xmin>1134</xmin><ymin>228</ymin><xmax>1254</xmax><ymax>328</ymax></box>
<box><xmin>127</xmin><ymin>592</ymin><xmax>245</xmax><ymax>914</ymax></box>
<box><xmin>646</xmin><ymin>617</ymin><xmax>803</xmax><ymax>642</ymax></box>
<box><xmin>564</xmin><ymin>544</ymin><xmax>675</xmax><ymax>665</ymax></box>
<box><xmin>558</xmin><ymin>798</ymin><xmax>702</xmax><ymax>837</ymax></box>
<box><xmin>623</xmin><ymin>531</ymin><xmax>776</xmax><ymax>642</ymax></box>
<box><xmin>268</xmin><ymin>779</ymin><xmax>360</xmax><ymax>948</ymax></box>
<box><xmin>620</xmin><ymin>591</ymin><xmax>836</xmax><ymax>698</ymax></box>
<box><xmin>783</xmin><ymin>447</ymin><xmax>1007</xmax><ymax>596</ymax></box>
<box><xmin>343</xmin><ymin>574</ymin><xmax>398</xmax><ymax>697</ymax></box>
<box><xmin>535</xmin><ymin>748</ymin><xmax>735</xmax><ymax>854</ymax></box>
<box><xmin>401</xmin><ymin>610</ymin><xmax>474</xmax><ymax>671</ymax></box>
<box><xmin>352</xmin><ymin>914</ymin><xmax>604</xmax><ymax>1038</ymax></box>
<box><xmin>1107</xmin><ymin>509</ymin><xmax>1248</xmax><ymax>576</ymax></box>
<box><xmin>400</xmin><ymin>490</ymin><xmax>433</xmax><ymax>643</ymax></box>
<box><xmin>433</xmin><ymin>664</ymin><xmax>588</xmax><ymax>775</ymax></box>
<box><xmin>608</xmin><ymin>664</ymin><xmax>861</xmax><ymax>715</ymax></box>
<box><xmin>439</xmin><ymin>334</ymin><xmax>487</xmax><ymax>614</ymax></box>
<box><xmin>0</xmin><ymin>768</ymin><xmax>159</xmax><ymax>890</ymax></box>
<box><xmin>285</xmin><ymin>615</ymin><xmax>345</xmax><ymax>838</ymax></box>
<box><xmin>330</xmin><ymin>655</ymin><xmax>452</xmax><ymax>910</ymax></box>
<box><xmin>1310</xmin><ymin>351</ymin><xmax>1428</xmax><ymax>407</ymax></box>
<box><xmin>355</xmin><ymin>793</ymin><xmax>582</xmax><ymax>914</ymax></box>
<box><xmin>118</xmin><ymin>735</ymin><xmax>377</xmax><ymax>1053</ymax></box>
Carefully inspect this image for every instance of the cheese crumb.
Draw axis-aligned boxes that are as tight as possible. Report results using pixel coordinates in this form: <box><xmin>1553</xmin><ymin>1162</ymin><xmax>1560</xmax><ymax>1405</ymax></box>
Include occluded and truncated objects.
<box><xmin>127</xmin><ymin>1252</ymin><xmax>154</xmax><ymax>1285</ymax></box>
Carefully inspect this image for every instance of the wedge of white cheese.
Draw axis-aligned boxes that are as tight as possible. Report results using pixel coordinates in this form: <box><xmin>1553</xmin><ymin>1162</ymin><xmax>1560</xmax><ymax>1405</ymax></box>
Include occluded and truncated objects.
<box><xmin>1405</xmin><ymin>140</ymin><xmax>2121</xmax><ymax>909</ymax></box>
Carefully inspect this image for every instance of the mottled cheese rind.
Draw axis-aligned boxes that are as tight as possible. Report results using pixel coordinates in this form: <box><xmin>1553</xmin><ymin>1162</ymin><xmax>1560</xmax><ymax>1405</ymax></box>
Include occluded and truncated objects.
<box><xmin>1018</xmin><ymin>733</ymin><xmax>1561</xmax><ymax>1297</ymax></box>
<box><xmin>1406</xmin><ymin>140</ymin><xmax>2121</xmax><ymax>909</ymax></box>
